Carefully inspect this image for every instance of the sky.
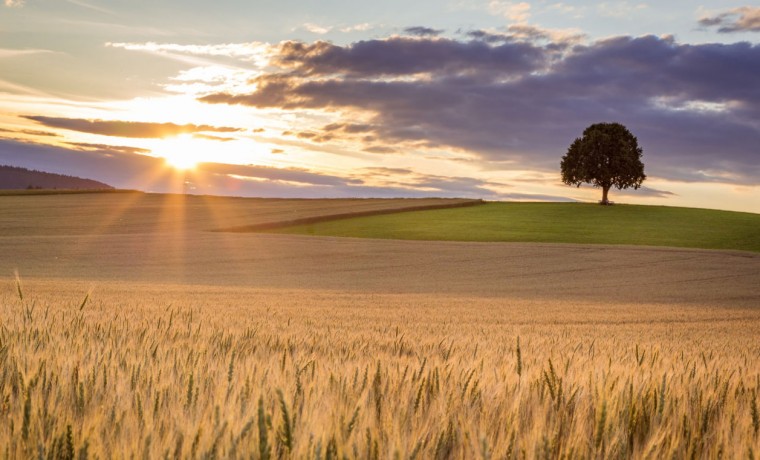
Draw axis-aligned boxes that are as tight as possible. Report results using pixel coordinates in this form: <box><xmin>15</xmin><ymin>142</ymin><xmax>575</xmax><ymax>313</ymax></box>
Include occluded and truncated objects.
<box><xmin>1</xmin><ymin>1</ymin><xmax>759</xmax><ymax>212</ymax></box>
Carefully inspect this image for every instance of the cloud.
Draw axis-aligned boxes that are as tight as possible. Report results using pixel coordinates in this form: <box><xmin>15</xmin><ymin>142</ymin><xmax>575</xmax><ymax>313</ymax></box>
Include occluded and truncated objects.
<box><xmin>0</xmin><ymin>138</ymin><xmax>513</xmax><ymax>199</ymax></box>
<box><xmin>23</xmin><ymin>116</ymin><xmax>243</xmax><ymax>139</ymax></box>
<box><xmin>631</xmin><ymin>187</ymin><xmax>676</xmax><ymax>198</ymax></box>
<box><xmin>0</xmin><ymin>48</ymin><xmax>54</xmax><ymax>58</ymax></box>
<box><xmin>199</xmin><ymin>33</ymin><xmax>760</xmax><ymax>185</ymax></box>
<box><xmin>235</xmin><ymin>37</ymin><xmax>545</xmax><ymax>79</ymax></box>
<box><xmin>340</xmin><ymin>23</ymin><xmax>374</xmax><ymax>33</ymax></box>
<box><xmin>363</xmin><ymin>146</ymin><xmax>398</xmax><ymax>154</ymax></box>
<box><xmin>197</xmin><ymin>163</ymin><xmax>363</xmax><ymax>186</ymax></box>
<box><xmin>0</xmin><ymin>137</ymin><xmax>356</xmax><ymax>195</ymax></box>
<box><xmin>193</xmin><ymin>134</ymin><xmax>236</xmax><ymax>142</ymax></box>
<box><xmin>465</xmin><ymin>29</ymin><xmax>511</xmax><ymax>43</ymax></box>
<box><xmin>506</xmin><ymin>24</ymin><xmax>585</xmax><ymax>44</ymax></box>
<box><xmin>361</xmin><ymin>167</ymin><xmax>415</xmax><ymax>176</ymax></box>
<box><xmin>466</xmin><ymin>25</ymin><xmax>584</xmax><ymax>45</ymax></box>
<box><xmin>547</xmin><ymin>3</ymin><xmax>585</xmax><ymax>18</ymax></box>
<box><xmin>699</xmin><ymin>6</ymin><xmax>760</xmax><ymax>33</ymax></box>
<box><xmin>322</xmin><ymin>122</ymin><xmax>375</xmax><ymax>134</ymax></box>
<box><xmin>66</xmin><ymin>0</ymin><xmax>115</xmax><ymax>14</ymax></box>
<box><xmin>488</xmin><ymin>1</ymin><xmax>531</xmax><ymax>22</ymax></box>
<box><xmin>599</xmin><ymin>185</ymin><xmax>676</xmax><ymax>198</ymax></box>
<box><xmin>394</xmin><ymin>174</ymin><xmax>505</xmax><ymax>198</ymax></box>
<box><xmin>288</xmin><ymin>130</ymin><xmax>336</xmax><ymax>143</ymax></box>
<box><xmin>355</xmin><ymin>167</ymin><xmax>508</xmax><ymax>198</ymax></box>
<box><xmin>301</xmin><ymin>23</ymin><xmax>333</xmax><ymax>35</ymax></box>
<box><xmin>0</xmin><ymin>138</ymin><xmax>172</xmax><ymax>192</ymax></box>
<box><xmin>0</xmin><ymin>128</ymin><xmax>59</xmax><ymax>137</ymax></box>
<box><xmin>4</xmin><ymin>0</ymin><xmax>24</xmax><ymax>7</ymax></box>
<box><xmin>106</xmin><ymin>41</ymin><xmax>271</xmax><ymax>62</ymax></box>
<box><xmin>55</xmin><ymin>19</ymin><xmax>175</xmax><ymax>37</ymax></box>
<box><xmin>404</xmin><ymin>26</ymin><xmax>444</xmax><ymax>37</ymax></box>
<box><xmin>66</xmin><ymin>142</ymin><xmax>151</xmax><ymax>155</ymax></box>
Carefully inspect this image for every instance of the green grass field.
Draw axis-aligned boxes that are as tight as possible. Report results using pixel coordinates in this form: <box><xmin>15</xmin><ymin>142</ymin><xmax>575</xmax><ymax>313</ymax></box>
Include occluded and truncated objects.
<box><xmin>266</xmin><ymin>202</ymin><xmax>760</xmax><ymax>252</ymax></box>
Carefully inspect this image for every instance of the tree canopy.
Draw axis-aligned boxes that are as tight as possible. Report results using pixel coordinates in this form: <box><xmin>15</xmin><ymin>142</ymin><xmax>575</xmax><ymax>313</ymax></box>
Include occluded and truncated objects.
<box><xmin>560</xmin><ymin>122</ymin><xmax>645</xmax><ymax>205</ymax></box>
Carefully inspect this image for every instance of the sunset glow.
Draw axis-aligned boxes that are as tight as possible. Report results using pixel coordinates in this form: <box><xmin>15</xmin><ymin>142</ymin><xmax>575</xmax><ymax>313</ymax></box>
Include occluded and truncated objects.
<box><xmin>157</xmin><ymin>136</ymin><xmax>206</xmax><ymax>171</ymax></box>
<box><xmin>0</xmin><ymin>1</ymin><xmax>758</xmax><ymax>211</ymax></box>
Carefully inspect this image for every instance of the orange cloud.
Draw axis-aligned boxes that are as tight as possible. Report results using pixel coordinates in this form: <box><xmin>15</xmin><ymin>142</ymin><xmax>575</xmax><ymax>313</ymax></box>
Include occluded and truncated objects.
<box><xmin>23</xmin><ymin>116</ymin><xmax>242</xmax><ymax>139</ymax></box>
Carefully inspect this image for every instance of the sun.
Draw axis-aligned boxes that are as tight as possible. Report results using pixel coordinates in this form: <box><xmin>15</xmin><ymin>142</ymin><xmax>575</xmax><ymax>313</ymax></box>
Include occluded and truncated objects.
<box><xmin>164</xmin><ymin>152</ymin><xmax>199</xmax><ymax>171</ymax></box>
<box><xmin>158</xmin><ymin>135</ymin><xmax>205</xmax><ymax>170</ymax></box>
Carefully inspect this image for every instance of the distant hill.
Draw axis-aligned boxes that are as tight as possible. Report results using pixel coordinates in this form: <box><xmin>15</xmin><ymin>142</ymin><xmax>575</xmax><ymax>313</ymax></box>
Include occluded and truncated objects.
<box><xmin>0</xmin><ymin>165</ymin><xmax>113</xmax><ymax>190</ymax></box>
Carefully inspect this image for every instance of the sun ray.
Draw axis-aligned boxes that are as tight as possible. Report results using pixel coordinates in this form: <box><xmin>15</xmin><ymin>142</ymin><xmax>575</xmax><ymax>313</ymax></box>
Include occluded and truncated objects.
<box><xmin>56</xmin><ymin>156</ymin><xmax>191</xmax><ymax>266</ymax></box>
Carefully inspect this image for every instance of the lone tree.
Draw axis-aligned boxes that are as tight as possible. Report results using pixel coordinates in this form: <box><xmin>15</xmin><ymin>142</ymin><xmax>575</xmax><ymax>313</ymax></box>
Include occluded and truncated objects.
<box><xmin>561</xmin><ymin>122</ymin><xmax>645</xmax><ymax>205</ymax></box>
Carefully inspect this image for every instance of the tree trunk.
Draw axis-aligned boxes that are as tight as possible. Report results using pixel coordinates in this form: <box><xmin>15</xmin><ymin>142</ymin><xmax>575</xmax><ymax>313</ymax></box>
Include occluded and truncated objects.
<box><xmin>601</xmin><ymin>185</ymin><xmax>610</xmax><ymax>205</ymax></box>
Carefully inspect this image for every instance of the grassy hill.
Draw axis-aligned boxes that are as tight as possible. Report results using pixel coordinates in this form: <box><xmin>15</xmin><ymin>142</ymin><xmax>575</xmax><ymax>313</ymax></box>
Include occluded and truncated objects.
<box><xmin>263</xmin><ymin>202</ymin><xmax>760</xmax><ymax>252</ymax></box>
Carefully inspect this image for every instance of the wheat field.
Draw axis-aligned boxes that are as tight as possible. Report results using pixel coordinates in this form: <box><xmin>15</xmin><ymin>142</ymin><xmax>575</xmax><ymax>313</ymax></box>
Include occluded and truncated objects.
<box><xmin>2</xmin><ymin>279</ymin><xmax>759</xmax><ymax>459</ymax></box>
<box><xmin>1</xmin><ymin>194</ymin><xmax>759</xmax><ymax>458</ymax></box>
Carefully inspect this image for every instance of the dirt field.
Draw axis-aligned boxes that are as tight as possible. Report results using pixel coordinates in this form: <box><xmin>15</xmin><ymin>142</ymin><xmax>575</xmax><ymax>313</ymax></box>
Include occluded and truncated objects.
<box><xmin>1</xmin><ymin>193</ymin><xmax>759</xmax><ymax>458</ymax></box>
<box><xmin>1</xmin><ymin>193</ymin><xmax>758</xmax><ymax>305</ymax></box>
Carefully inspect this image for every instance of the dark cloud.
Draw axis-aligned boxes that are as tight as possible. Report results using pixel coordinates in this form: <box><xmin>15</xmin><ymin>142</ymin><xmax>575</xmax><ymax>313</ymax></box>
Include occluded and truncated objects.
<box><xmin>0</xmin><ymin>128</ymin><xmax>60</xmax><ymax>137</ymax></box>
<box><xmin>699</xmin><ymin>17</ymin><xmax>723</xmax><ymax>27</ymax></box>
<box><xmin>23</xmin><ymin>116</ymin><xmax>242</xmax><ymax>139</ymax></box>
<box><xmin>354</xmin><ymin>167</ymin><xmax>508</xmax><ymax>198</ymax></box>
<box><xmin>264</xmin><ymin>37</ymin><xmax>546</xmax><ymax>78</ymax></box>
<box><xmin>200</xmin><ymin>34</ymin><xmax>760</xmax><ymax>185</ymax></box>
<box><xmin>404</xmin><ymin>26</ymin><xmax>443</xmax><ymax>37</ymax></box>
<box><xmin>196</xmin><ymin>162</ymin><xmax>363</xmax><ymax>186</ymax></box>
<box><xmin>322</xmin><ymin>122</ymin><xmax>374</xmax><ymax>133</ymax></box>
<box><xmin>627</xmin><ymin>187</ymin><xmax>676</xmax><ymax>198</ymax></box>
<box><xmin>588</xmin><ymin>185</ymin><xmax>676</xmax><ymax>198</ymax></box>
<box><xmin>507</xmin><ymin>24</ymin><xmax>553</xmax><ymax>42</ymax></box>
<box><xmin>287</xmin><ymin>123</ymin><xmax>385</xmax><ymax>151</ymax></box>
<box><xmin>363</xmin><ymin>146</ymin><xmax>398</xmax><ymax>154</ymax></box>
<box><xmin>402</xmin><ymin>175</ymin><xmax>504</xmax><ymax>198</ymax></box>
<box><xmin>467</xmin><ymin>25</ymin><xmax>584</xmax><ymax>46</ymax></box>
<box><xmin>291</xmin><ymin>131</ymin><xmax>335</xmax><ymax>143</ymax></box>
<box><xmin>466</xmin><ymin>29</ymin><xmax>510</xmax><ymax>43</ymax></box>
<box><xmin>362</xmin><ymin>167</ymin><xmax>415</xmax><ymax>176</ymax></box>
<box><xmin>197</xmin><ymin>162</ymin><xmax>506</xmax><ymax>198</ymax></box>
<box><xmin>699</xmin><ymin>7</ymin><xmax>760</xmax><ymax>33</ymax></box>
<box><xmin>67</xmin><ymin>142</ymin><xmax>151</xmax><ymax>155</ymax></box>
